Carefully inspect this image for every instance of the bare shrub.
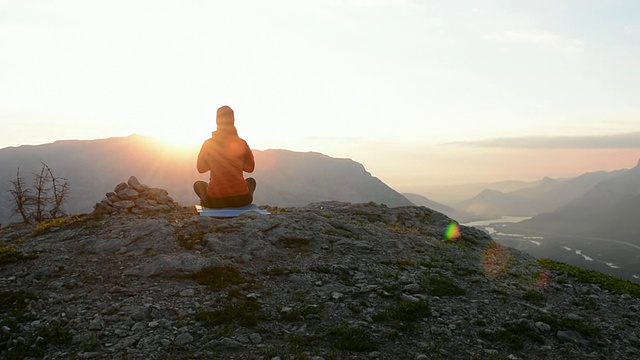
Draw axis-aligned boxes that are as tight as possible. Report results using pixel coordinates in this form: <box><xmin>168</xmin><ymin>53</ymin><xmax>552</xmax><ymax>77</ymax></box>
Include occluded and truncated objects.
<box><xmin>6</xmin><ymin>163</ymin><xmax>69</xmax><ymax>224</ymax></box>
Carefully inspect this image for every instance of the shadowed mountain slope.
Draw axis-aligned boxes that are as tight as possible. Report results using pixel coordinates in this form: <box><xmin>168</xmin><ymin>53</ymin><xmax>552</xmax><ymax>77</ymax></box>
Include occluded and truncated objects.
<box><xmin>512</xmin><ymin>160</ymin><xmax>640</xmax><ymax>243</ymax></box>
<box><xmin>402</xmin><ymin>192</ymin><xmax>468</xmax><ymax>221</ymax></box>
<box><xmin>454</xmin><ymin>169</ymin><xmax>627</xmax><ymax>219</ymax></box>
<box><xmin>252</xmin><ymin>150</ymin><xmax>413</xmax><ymax>208</ymax></box>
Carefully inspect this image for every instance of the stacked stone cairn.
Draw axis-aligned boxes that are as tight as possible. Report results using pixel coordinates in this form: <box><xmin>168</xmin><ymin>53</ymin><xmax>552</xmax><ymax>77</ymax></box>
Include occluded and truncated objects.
<box><xmin>93</xmin><ymin>176</ymin><xmax>180</xmax><ymax>215</ymax></box>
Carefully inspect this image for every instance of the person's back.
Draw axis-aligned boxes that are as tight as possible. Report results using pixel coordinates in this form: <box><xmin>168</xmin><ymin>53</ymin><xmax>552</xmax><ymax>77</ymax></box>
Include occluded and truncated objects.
<box><xmin>193</xmin><ymin>105</ymin><xmax>256</xmax><ymax>208</ymax></box>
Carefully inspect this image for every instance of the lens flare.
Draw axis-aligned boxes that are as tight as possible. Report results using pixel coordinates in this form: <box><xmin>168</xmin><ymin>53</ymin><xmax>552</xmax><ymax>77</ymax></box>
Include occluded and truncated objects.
<box><xmin>535</xmin><ymin>270</ymin><xmax>552</xmax><ymax>290</ymax></box>
<box><xmin>445</xmin><ymin>222</ymin><xmax>460</xmax><ymax>240</ymax></box>
<box><xmin>481</xmin><ymin>243</ymin><xmax>511</xmax><ymax>277</ymax></box>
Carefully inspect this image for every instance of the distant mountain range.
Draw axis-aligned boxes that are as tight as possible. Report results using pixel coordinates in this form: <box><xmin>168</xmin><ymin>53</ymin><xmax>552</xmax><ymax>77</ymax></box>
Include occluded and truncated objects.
<box><xmin>407</xmin><ymin>180</ymin><xmax>539</xmax><ymax>205</ymax></box>
<box><xmin>410</xmin><ymin>158</ymin><xmax>640</xmax><ymax>245</ymax></box>
<box><xmin>509</xmin><ymin>160</ymin><xmax>640</xmax><ymax>243</ymax></box>
<box><xmin>0</xmin><ymin>135</ymin><xmax>412</xmax><ymax>225</ymax></box>
<box><xmin>455</xmin><ymin>170</ymin><xmax>626</xmax><ymax>219</ymax></box>
<box><xmin>424</xmin><ymin>158</ymin><xmax>639</xmax><ymax>244</ymax></box>
<box><xmin>402</xmin><ymin>192</ymin><xmax>464</xmax><ymax>220</ymax></box>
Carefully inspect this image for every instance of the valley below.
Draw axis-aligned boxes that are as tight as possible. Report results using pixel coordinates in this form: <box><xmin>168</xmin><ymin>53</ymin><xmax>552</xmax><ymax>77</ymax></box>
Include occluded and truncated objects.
<box><xmin>465</xmin><ymin>217</ymin><xmax>640</xmax><ymax>283</ymax></box>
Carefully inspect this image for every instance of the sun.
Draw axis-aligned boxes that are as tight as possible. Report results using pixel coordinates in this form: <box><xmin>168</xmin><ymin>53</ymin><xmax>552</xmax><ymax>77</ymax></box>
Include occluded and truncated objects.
<box><xmin>160</xmin><ymin>132</ymin><xmax>203</xmax><ymax>148</ymax></box>
<box><xmin>141</xmin><ymin>126</ymin><xmax>207</xmax><ymax>151</ymax></box>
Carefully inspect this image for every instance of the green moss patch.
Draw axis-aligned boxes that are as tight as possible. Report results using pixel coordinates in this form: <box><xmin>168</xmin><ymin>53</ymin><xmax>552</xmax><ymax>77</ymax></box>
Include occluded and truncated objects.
<box><xmin>422</xmin><ymin>276</ymin><xmax>466</xmax><ymax>297</ymax></box>
<box><xmin>282</xmin><ymin>237</ymin><xmax>311</xmax><ymax>249</ymax></box>
<box><xmin>327</xmin><ymin>324</ymin><xmax>379</xmax><ymax>352</ymax></box>
<box><xmin>0</xmin><ymin>290</ymin><xmax>37</xmax><ymax>315</ymax></box>
<box><xmin>29</xmin><ymin>214</ymin><xmax>85</xmax><ymax>237</ymax></box>
<box><xmin>535</xmin><ymin>314</ymin><xmax>601</xmax><ymax>339</ymax></box>
<box><xmin>522</xmin><ymin>289</ymin><xmax>546</xmax><ymax>305</ymax></box>
<box><xmin>192</xmin><ymin>265</ymin><xmax>251</xmax><ymax>291</ymax></box>
<box><xmin>261</xmin><ymin>266</ymin><xmax>298</xmax><ymax>276</ymax></box>
<box><xmin>373</xmin><ymin>299</ymin><xmax>431</xmax><ymax>331</ymax></box>
<box><xmin>195</xmin><ymin>299</ymin><xmax>263</xmax><ymax>327</ymax></box>
<box><xmin>0</xmin><ymin>244</ymin><xmax>38</xmax><ymax>265</ymax></box>
<box><xmin>5</xmin><ymin>321</ymin><xmax>72</xmax><ymax>360</ymax></box>
<box><xmin>479</xmin><ymin>322</ymin><xmax>544</xmax><ymax>351</ymax></box>
<box><xmin>177</xmin><ymin>230</ymin><xmax>208</xmax><ymax>249</ymax></box>
<box><xmin>1</xmin><ymin>291</ymin><xmax>71</xmax><ymax>359</ymax></box>
<box><xmin>538</xmin><ymin>258</ymin><xmax>640</xmax><ymax>297</ymax></box>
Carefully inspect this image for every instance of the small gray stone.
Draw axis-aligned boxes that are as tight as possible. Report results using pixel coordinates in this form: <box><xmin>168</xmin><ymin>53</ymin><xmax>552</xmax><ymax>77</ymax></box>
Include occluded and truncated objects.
<box><xmin>79</xmin><ymin>352</ymin><xmax>102</xmax><ymax>359</ymax></box>
<box><xmin>557</xmin><ymin>330</ymin><xmax>587</xmax><ymax>346</ymax></box>
<box><xmin>218</xmin><ymin>337</ymin><xmax>241</xmax><ymax>348</ymax></box>
<box><xmin>249</xmin><ymin>333</ymin><xmax>262</xmax><ymax>344</ymax></box>
<box><xmin>114</xmin><ymin>200</ymin><xmax>135</xmax><ymax>209</ymax></box>
<box><xmin>174</xmin><ymin>333</ymin><xmax>194</xmax><ymax>346</ymax></box>
<box><xmin>180</xmin><ymin>288</ymin><xmax>195</xmax><ymax>297</ymax></box>
<box><xmin>403</xmin><ymin>283</ymin><xmax>422</xmax><ymax>294</ymax></box>
<box><xmin>88</xmin><ymin>317</ymin><xmax>105</xmax><ymax>331</ymax></box>
<box><xmin>117</xmin><ymin>189</ymin><xmax>139</xmax><ymax>201</ymax></box>
<box><xmin>128</xmin><ymin>176</ymin><xmax>144</xmax><ymax>191</ymax></box>
<box><xmin>535</xmin><ymin>321</ymin><xmax>551</xmax><ymax>333</ymax></box>
<box><xmin>113</xmin><ymin>182</ymin><xmax>129</xmax><ymax>193</ymax></box>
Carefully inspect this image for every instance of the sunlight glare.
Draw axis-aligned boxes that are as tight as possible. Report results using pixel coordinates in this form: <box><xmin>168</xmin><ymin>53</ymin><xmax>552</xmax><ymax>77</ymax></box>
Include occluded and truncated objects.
<box><xmin>481</xmin><ymin>243</ymin><xmax>511</xmax><ymax>277</ymax></box>
<box><xmin>140</xmin><ymin>126</ymin><xmax>207</xmax><ymax>150</ymax></box>
<box><xmin>535</xmin><ymin>270</ymin><xmax>552</xmax><ymax>291</ymax></box>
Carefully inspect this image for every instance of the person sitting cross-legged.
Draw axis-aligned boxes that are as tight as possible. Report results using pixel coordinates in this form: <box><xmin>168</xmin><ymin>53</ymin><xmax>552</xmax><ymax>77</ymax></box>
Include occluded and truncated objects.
<box><xmin>193</xmin><ymin>105</ymin><xmax>256</xmax><ymax>208</ymax></box>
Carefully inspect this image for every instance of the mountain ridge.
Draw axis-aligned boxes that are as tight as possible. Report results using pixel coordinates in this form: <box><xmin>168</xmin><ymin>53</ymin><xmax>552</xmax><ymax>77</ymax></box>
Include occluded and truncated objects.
<box><xmin>453</xmin><ymin>168</ymin><xmax>628</xmax><ymax>220</ymax></box>
<box><xmin>0</xmin><ymin>135</ymin><xmax>413</xmax><ymax>225</ymax></box>
<box><xmin>511</xmin><ymin>160</ymin><xmax>640</xmax><ymax>243</ymax></box>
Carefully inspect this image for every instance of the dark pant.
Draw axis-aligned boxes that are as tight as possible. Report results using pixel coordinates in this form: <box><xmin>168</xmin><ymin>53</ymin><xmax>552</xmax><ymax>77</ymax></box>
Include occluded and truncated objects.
<box><xmin>193</xmin><ymin>178</ymin><xmax>256</xmax><ymax>208</ymax></box>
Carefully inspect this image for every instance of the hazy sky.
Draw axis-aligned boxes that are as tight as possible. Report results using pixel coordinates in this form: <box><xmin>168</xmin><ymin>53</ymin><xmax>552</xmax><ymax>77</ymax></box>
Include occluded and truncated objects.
<box><xmin>2</xmin><ymin>0</ymin><xmax>639</xmax><ymax>190</ymax></box>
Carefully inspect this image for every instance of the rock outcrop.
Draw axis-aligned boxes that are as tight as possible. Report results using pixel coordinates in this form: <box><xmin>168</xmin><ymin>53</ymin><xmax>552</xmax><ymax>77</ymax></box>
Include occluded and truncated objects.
<box><xmin>1</xmin><ymin>194</ymin><xmax>639</xmax><ymax>359</ymax></box>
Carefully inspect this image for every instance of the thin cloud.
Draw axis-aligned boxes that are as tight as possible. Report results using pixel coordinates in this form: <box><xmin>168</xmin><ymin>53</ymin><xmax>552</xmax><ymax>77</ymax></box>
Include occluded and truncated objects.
<box><xmin>326</xmin><ymin>0</ymin><xmax>416</xmax><ymax>8</ymax></box>
<box><xmin>305</xmin><ymin>136</ymin><xmax>364</xmax><ymax>142</ymax></box>
<box><xmin>624</xmin><ymin>25</ymin><xmax>640</xmax><ymax>34</ymax></box>
<box><xmin>486</xmin><ymin>29</ymin><xmax>584</xmax><ymax>55</ymax></box>
<box><xmin>448</xmin><ymin>132</ymin><xmax>640</xmax><ymax>149</ymax></box>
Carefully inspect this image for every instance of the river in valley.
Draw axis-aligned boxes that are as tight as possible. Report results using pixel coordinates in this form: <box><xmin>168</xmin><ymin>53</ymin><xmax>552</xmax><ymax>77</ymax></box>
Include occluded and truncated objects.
<box><xmin>464</xmin><ymin>217</ymin><xmax>640</xmax><ymax>283</ymax></box>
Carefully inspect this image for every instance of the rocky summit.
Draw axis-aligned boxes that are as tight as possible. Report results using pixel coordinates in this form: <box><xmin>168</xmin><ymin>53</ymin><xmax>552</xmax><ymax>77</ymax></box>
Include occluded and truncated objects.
<box><xmin>1</xmin><ymin>189</ymin><xmax>640</xmax><ymax>359</ymax></box>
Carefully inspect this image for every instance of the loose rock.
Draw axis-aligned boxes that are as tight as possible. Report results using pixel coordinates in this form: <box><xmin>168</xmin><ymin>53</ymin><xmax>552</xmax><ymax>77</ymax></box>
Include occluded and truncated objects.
<box><xmin>93</xmin><ymin>176</ymin><xmax>180</xmax><ymax>215</ymax></box>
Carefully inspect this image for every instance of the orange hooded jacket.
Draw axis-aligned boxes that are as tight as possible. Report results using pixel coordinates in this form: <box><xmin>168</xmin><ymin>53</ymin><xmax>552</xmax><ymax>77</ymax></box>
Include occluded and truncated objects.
<box><xmin>196</xmin><ymin>130</ymin><xmax>255</xmax><ymax>198</ymax></box>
